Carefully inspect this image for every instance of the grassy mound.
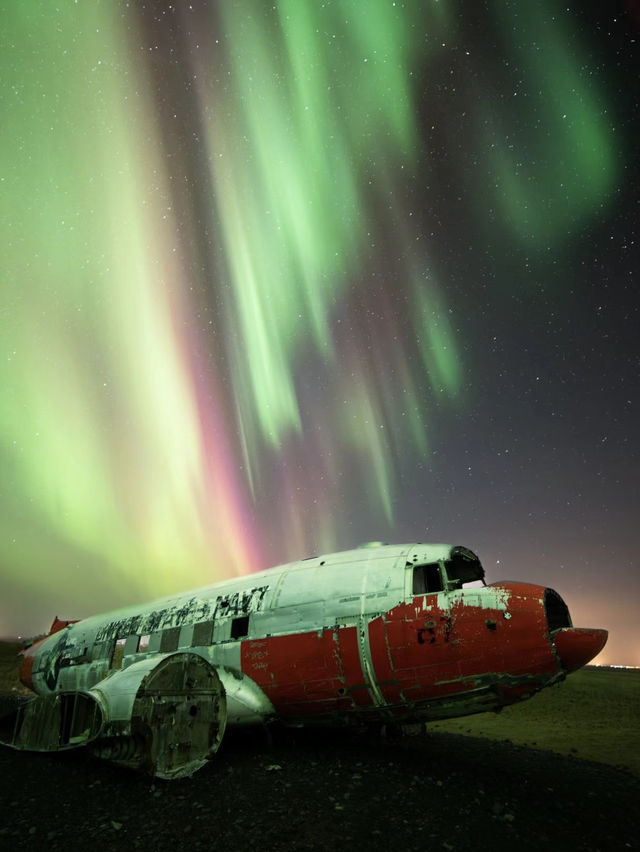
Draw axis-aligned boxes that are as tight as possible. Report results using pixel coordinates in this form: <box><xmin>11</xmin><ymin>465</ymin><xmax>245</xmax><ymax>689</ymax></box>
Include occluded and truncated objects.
<box><xmin>430</xmin><ymin>668</ymin><xmax>640</xmax><ymax>777</ymax></box>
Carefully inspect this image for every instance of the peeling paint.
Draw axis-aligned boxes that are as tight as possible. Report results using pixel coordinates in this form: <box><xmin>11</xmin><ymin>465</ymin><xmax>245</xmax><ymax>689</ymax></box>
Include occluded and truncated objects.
<box><xmin>94</xmin><ymin>586</ymin><xmax>270</xmax><ymax>643</ymax></box>
<box><xmin>3</xmin><ymin>542</ymin><xmax>607</xmax><ymax>778</ymax></box>
<box><xmin>444</xmin><ymin>586</ymin><xmax>512</xmax><ymax>612</ymax></box>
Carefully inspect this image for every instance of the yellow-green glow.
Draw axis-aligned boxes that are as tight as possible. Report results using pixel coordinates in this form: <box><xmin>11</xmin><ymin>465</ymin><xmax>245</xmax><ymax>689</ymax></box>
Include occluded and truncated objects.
<box><xmin>1</xmin><ymin>4</ymin><xmax>261</xmax><ymax>616</ymax></box>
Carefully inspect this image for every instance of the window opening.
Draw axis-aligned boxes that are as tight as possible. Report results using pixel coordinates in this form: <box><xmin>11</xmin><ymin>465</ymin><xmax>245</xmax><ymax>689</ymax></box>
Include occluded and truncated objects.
<box><xmin>192</xmin><ymin>620</ymin><xmax>214</xmax><ymax>647</ymax></box>
<box><xmin>444</xmin><ymin>545</ymin><xmax>485</xmax><ymax>588</ymax></box>
<box><xmin>92</xmin><ymin>640</ymin><xmax>112</xmax><ymax>661</ymax></box>
<box><xmin>231</xmin><ymin>615</ymin><xmax>249</xmax><ymax>640</ymax></box>
<box><xmin>110</xmin><ymin>638</ymin><xmax>126</xmax><ymax>670</ymax></box>
<box><xmin>160</xmin><ymin>626</ymin><xmax>180</xmax><ymax>653</ymax></box>
<box><xmin>138</xmin><ymin>634</ymin><xmax>150</xmax><ymax>653</ymax></box>
<box><xmin>545</xmin><ymin>589</ymin><xmax>572</xmax><ymax>632</ymax></box>
<box><xmin>412</xmin><ymin>563</ymin><xmax>443</xmax><ymax>595</ymax></box>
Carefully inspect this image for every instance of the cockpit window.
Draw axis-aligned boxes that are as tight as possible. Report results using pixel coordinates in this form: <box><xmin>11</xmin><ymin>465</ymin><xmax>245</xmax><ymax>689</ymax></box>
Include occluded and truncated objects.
<box><xmin>545</xmin><ymin>588</ymin><xmax>572</xmax><ymax>632</ymax></box>
<box><xmin>444</xmin><ymin>546</ymin><xmax>485</xmax><ymax>588</ymax></box>
<box><xmin>412</xmin><ymin>563</ymin><xmax>443</xmax><ymax>595</ymax></box>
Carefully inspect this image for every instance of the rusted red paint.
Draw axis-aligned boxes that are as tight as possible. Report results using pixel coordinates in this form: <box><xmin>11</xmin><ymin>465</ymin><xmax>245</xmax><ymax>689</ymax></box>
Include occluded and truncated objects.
<box><xmin>238</xmin><ymin>581</ymin><xmax>573</xmax><ymax>721</ymax></box>
<box><xmin>242</xmin><ymin>630</ymin><xmax>348</xmax><ymax>717</ymax></box>
<box><xmin>337</xmin><ymin>627</ymin><xmax>374</xmax><ymax>707</ymax></box>
<box><xmin>553</xmin><ymin>627</ymin><xmax>608</xmax><ymax>673</ymax></box>
<box><xmin>48</xmin><ymin>617</ymin><xmax>79</xmax><ymax>635</ymax></box>
<box><xmin>368</xmin><ymin>617</ymin><xmax>404</xmax><ymax>704</ymax></box>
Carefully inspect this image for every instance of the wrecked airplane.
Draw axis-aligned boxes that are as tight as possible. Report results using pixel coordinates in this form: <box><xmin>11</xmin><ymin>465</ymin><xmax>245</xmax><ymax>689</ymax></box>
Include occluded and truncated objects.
<box><xmin>0</xmin><ymin>543</ymin><xmax>607</xmax><ymax>778</ymax></box>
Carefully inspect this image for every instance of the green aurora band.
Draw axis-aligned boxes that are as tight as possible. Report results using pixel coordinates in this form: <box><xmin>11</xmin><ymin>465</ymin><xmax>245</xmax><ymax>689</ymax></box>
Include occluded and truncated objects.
<box><xmin>0</xmin><ymin>1</ymin><xmax>617</xmax><ymax>630</ymax></box>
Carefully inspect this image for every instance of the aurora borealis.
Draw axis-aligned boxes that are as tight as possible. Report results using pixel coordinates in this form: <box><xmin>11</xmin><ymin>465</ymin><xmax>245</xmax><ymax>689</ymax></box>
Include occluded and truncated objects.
<box><xmin>1</xmin><ymin>2</ymin><xmax>638</xmax><ymax>665</ymax></box>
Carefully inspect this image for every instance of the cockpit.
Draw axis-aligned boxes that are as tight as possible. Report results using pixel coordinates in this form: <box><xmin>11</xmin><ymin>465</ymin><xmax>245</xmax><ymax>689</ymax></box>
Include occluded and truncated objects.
<box><xmin>411</xmin><ymin>545</ymin><xmax>485</xmax><ymax>595</ymax></box>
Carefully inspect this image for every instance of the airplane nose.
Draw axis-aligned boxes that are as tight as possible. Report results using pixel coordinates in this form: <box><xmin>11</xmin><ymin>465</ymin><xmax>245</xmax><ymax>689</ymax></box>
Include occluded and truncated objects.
<box><xmin>553</xmin><ymin>627</ymin><xmax>608</xmax><ymax>672</ymax></box>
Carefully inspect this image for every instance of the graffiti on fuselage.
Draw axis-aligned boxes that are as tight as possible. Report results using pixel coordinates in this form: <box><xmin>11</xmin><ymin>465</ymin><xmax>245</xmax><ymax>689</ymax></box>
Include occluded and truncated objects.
<box><xmin>41</xmin><ymin>630</ymin><xmax>73</xmax><ymax>691</ymax></box>
<box><xmin>94</xmin><ymin>586</ymin><xmax>270</xmax><ymax>644</ymax></box>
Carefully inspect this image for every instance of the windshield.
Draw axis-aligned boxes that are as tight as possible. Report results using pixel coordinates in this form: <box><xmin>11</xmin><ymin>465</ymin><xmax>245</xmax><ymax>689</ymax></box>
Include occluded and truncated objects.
<box><xmin>443</xmin><ymin>546</ymin><xmax>485</xmax><ymax>588</ymax></box>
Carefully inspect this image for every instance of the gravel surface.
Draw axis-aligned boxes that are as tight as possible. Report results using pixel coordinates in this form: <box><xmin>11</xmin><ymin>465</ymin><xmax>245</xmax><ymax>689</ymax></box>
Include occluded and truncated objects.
<box><xmin>0</xmin><ymin>702</ymin><xmax>638</xmax><ymax>852</ymax></box>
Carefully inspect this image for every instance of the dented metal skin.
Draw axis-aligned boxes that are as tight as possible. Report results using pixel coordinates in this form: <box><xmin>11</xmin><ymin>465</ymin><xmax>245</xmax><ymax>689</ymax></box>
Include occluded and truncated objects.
<box><xmin>1</xmin><ymin>543</ymin><xmax>607</xmax><ymax>778</ymax></box>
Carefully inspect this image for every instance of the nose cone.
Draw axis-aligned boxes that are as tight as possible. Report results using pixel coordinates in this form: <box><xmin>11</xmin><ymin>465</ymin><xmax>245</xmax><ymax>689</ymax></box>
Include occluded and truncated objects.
<box><xmin>553</xmin><ymin>627</ymin><xmax>608</xmax><ymax>673</ymax></box>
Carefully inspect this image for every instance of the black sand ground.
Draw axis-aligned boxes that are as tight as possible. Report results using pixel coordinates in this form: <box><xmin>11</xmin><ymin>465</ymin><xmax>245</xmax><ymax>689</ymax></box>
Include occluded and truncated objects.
<box><xmin>0</xmin><ymin>708</ymin><xmax>637</xmax><ymax>852</ymax></box>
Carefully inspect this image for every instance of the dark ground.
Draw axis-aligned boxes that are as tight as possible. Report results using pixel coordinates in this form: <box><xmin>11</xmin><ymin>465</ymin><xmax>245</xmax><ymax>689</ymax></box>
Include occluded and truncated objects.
<box><xmin>0</xmin><ymin>698</ymin><xmax>637</xmax><ymax>852</ymax></box>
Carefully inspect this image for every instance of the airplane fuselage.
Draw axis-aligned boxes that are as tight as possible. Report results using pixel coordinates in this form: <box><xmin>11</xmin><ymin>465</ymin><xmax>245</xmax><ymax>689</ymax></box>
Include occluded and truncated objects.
<box><xmin>5</xmin><ymin>543</ymin><xmax>607</xmax><ymax>778</ymax></box>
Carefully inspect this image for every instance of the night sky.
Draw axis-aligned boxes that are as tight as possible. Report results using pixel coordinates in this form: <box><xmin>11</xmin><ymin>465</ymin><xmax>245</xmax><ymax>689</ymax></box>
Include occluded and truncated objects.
<box><xmin>1</xmin><ymin>2</ymin><xmax>638</xmax><ymax>665</ymax></box>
